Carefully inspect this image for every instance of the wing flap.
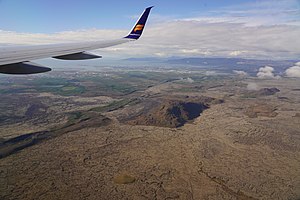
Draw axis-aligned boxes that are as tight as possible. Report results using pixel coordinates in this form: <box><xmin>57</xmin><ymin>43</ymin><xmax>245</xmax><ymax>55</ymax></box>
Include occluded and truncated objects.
<box><xmin>53</xmin><ymin>52</ymin><xmax>102</xmax><ymax>60</ymax></box>
<box><xmin>0</xmin><ymin>62</ymin><xmax>51</xmax><ymax>74</ymax></box>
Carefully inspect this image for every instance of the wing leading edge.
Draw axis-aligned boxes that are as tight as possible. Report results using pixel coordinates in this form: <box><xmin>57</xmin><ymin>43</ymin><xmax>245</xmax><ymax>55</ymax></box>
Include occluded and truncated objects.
<box><xmin>0</xmin><ymin>6</ymin><xmax>153</xmax><ymax>74</ymax></box>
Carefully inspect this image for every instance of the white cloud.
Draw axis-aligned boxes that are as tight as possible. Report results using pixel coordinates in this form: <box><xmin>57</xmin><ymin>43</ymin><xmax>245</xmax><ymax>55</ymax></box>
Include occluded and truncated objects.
<box><xmin>181</xmin><ymin>49</ymin><xmax>200</xmax><ymax>54</ymax></box>
<box><xmin>247</xmin><ymin>82</ymin><xmax>259</xmax><ymax>90</ymax></box>
<box><xmin>186</xmin><ymin>77</ymin><xmax>194</xmax><ymax>83</ymax></box>
<box><xmin>233</xmin><ymin>70</ymin><xmax>248</xmax><ymax>76</ymax></box>
<box><xmin>0</xmin><ymin>29</ymin><xmax>125</xmax><ymax>45</ymax></box>
<box><xmin>1</xmin><ymin>21</ymin><xmax>300</xmax><ymax>60</ymax></box>
<box><xmin>178</xmin><ymin>77</ymin><xmax>195</xmax><ymax>83</ymax></box>
<box><xmin>199</xmin><ymin>0</ymin><xmax>300</xmax><ymax>27</ymax></box>
<box><xmin>205</xmin><ymin>71</ymin><xmax>217</xmax><ymax>76</ymax></box>
<box><xmin>285</xmin><ymin>62</ymin><xmax>300</xmax><ymax>78</ymax></box>
<box><xmin>257</xmin><ymin>66</ymin><xmax>280</xmax><ymax>79</ymax></box>
<box><xmin>230</xmin><ymin>51</ymin><xmax>246</xmax><ymax>56</ymax></box>
<box><xmin>180</xmin><ymin>49</ymin><xmax>212</xmax><ymax>56</ymax></box>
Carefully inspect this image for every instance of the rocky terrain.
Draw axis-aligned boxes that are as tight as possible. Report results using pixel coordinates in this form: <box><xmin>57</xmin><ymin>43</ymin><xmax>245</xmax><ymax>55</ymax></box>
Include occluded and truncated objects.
<box><xmin>0</xmin><ymin>71</ymin><xmax>300</xmax><ymax>200</ymax></box>
<box><xmin>126</xmin><ymin>96</ymin><xmax>221</xmax><ymax>128</ymax></box>
<box><xmin>242</xmin><ymin>87</ymin><xmax>281</xmax><ymax>99</ymax></box>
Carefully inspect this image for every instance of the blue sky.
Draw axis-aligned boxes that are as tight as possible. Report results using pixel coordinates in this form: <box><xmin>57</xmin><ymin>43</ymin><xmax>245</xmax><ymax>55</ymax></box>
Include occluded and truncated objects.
<box><xmin>0</xmin><ymin>0</ymin><xmax>255</xmax><ymax>33</ymax></box>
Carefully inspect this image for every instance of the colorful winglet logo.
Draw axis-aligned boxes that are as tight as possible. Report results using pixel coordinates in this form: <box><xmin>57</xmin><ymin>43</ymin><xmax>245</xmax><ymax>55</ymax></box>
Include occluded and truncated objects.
<box><xmin>134</xmin><ymin>24</ymin><xmax>144</xmax><ymax>32</ymax></box>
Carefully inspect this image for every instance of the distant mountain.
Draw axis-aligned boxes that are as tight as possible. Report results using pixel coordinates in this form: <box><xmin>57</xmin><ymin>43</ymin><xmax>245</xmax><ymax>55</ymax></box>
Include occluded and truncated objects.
<box><xmin>122</xmin><ymin>57</ymin><xmax>167</xmax><ymax>62</ymax></box>
<box><xmin>167</xmin><ymin>57</ymin><xmax>298</xmax><ymax>75</ymax></box>
<box><xmin>123</xmin><ymin>56</ymin><xmax>183</xmax><ymax>62</ymax></box>
<box><xmin>167</xmin><ymin>57</ymin><xmax>295</xmax><ymax>67</ymax></box>
<box><xmin>122</xmin><ymin>57</ymin><xmax>297</xmax><ymax>75</ymax></box>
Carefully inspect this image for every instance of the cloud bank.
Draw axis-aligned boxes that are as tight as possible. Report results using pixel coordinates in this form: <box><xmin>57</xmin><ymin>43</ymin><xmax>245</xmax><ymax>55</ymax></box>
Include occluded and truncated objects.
<box><xmin>233</xmin><ymin>70</ymin><xmax>248</xmax><ymax>77</ymax></box>
<box><xmin>178</xmin><ymin>77</ymin><xmax>195</xmax><ymax>83</ymax></box>
<box><xmin>257</xmin><ymin>66</ymin><xmax>280</xmax><ymax>79</ymax></box>
<box><xmin>285</xmin><ymin>62</ymin><xmax>300</xmax><ymax>78</ymax></box>
<box><xmin>1</xmin><ymin>21</ymin><xmax>299</xmax><ymax>60</ymax></box>
<box><xmin>0</xmin><ymin>0</ymin><xmax>299</xmax><ymax>59</ymax></box>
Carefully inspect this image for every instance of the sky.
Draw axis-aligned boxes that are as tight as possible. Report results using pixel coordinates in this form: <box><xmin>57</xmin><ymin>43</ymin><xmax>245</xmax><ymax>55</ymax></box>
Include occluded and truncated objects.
<box><xmin>0</xmin><ymin>0</ymin><xmax>300</xmax><ymax>60</ymax></box>
<box><xmin>0</xmin><ymin>0</ymin><xmax>255</xmax><ymax>33</ymax></box>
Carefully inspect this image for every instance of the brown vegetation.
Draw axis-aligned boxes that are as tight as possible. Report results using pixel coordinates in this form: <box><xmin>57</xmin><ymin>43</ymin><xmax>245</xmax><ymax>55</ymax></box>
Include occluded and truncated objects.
<box><xmin>244</xmin><ymin>104</ymin><xmax>278</xmax><ymax>118</ymax></box>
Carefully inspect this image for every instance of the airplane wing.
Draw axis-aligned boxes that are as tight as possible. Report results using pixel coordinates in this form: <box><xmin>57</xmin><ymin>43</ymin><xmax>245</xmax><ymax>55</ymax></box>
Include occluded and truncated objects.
<box><xmin>0</xmin><ymin>6</ymin><xmax>153</xmax><ymax>74</ymax></box>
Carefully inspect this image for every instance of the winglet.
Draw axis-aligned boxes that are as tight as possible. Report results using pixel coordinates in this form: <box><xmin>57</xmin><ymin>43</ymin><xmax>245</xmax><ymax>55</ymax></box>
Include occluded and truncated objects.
<box><xmin>125</xmin><ymin>6</ymin><xmax>153</xmax><ymax>40</ymax></box>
